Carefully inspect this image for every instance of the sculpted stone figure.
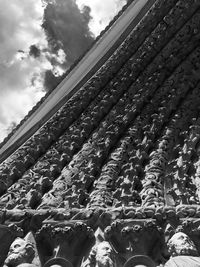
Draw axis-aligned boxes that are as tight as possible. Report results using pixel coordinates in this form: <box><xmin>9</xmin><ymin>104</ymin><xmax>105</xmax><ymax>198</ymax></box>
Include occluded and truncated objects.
<box><xmin>4</xmin><ymin>237</ymin><xmax>36</xmax><ymax>267</ymax></box>
<box><xmin>82</xmin><ymin>241</ymin><xmax>116</xmax><ymax>267</ymax></box>
<box><xmin>165</xmin><ymin>232</ymin><xmax>200</xmax><ymax>267</ymax></box>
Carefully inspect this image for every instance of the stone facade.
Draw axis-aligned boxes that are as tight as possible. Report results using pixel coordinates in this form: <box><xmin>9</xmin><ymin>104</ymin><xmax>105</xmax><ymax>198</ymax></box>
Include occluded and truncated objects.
<box><xmin>1</xmin><ymin>0</ymin><xmax>200</xmax><ymax>266</ymax></box>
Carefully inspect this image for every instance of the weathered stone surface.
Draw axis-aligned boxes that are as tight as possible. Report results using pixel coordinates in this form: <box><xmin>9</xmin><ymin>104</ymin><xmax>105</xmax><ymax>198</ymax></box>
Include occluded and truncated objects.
<box><xmin>1</xmin><ymin>0</ymin><xmax>200</xmax><ymax>266</ymax></box>
<box><xmin>3</xmin><ymin>232</ymin><xmax>39</xmax><ymax>267</ymax></box>
<box><xmin>81</xmin><ymin>241</ymin><xmax>117</xmax><ymax>267</ymax></box>
<box><xmin>165</xmin><ymin>232</ymin><xmax>200</xmax><ymax>267</ymax></box>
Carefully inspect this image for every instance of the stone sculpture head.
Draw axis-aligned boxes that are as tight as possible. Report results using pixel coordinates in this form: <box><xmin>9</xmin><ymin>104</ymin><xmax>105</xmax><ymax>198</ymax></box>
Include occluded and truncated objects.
<box><xmin>85</xmin><ymin>241</ymin><xmax>116</xmax><ymax>267</ymax></box>
<box><xmin>167</xmin><ymin>232</ymin><xmax>199</xmax><ymax>257</ymax></box>
<box><xmin>96</xmin><ymin>241</ymin><xmax>115</xmax><ymax>267</ymax></box>
<box><xmin>4</xmin><ymin>237</ymin><xmax>35</xmax><ymax>267</ymax></box>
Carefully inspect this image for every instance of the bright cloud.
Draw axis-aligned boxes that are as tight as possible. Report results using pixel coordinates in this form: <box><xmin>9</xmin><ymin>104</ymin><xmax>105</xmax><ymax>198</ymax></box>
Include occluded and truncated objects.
<box><xmin>0</xmin><ymin>87</ymin><xmax>45</xmax><ymax>141</ymax></box>
<box><xmin>76</xmin><ymin>0</ymin><xmax>127</xmax><ymax>36</ymax></box>
<box><xmin>0</xmin><ymin>0</ymin><xmax>127</xmax><ymax>142</ymax></box>
<box><xmin>0</xmin><ymin>0</ymin><xmax>46</xmax><ymax>64</ymax></box>
<box><xmin>0</xmin><ymin>0</ymin><xmax>48</xmax><ymax>141</ymax></box>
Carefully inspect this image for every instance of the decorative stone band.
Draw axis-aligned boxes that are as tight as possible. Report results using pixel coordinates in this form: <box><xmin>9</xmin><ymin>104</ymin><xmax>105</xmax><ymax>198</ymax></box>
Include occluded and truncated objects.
<box><xmin>1</xmin><ymin>205</ymin><xmax>200</xmax><ymax>226</ymax></box>
<box><xmin>2</xmin><ymin>228</ymin><xmax>200</xmax><ymax>266</ymax></box>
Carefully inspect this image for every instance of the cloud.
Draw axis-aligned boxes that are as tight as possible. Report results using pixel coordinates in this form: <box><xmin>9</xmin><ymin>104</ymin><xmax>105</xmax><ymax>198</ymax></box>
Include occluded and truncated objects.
<box><xmin>0</xmin><ymin>0</ymin><xmax>48</xmax><ymax>141</ymax></box>
<box><xmin>76</xmin><ymin>0</ymin><xmax>127</xmax><ymax>36</ymax></box>
<box><xmin>0</xmin><ymin>0</ymin><xmax>127</xmax><ymax>142</ymax></box>
<box><xmin>41</xmin><ymin>0</ymin><xmax>127</xmax><ymax>91</ymax></box>
<box><xmin>0</xmin><ymin>87</ymin><xmax>45</xmax><ymax>141</ymax></box>
<box><xmin>42</xmin><ymin>0</ymin><xmax>94</xmax><ymax>66</ymax></box>
<box><xmin>29</xmin><ymin>45</ymin><xmax>41</xmax><ymax>58</ymax></box>
<box><xmin>41</xmin><ymin>0</ymin><xmax>95</xmax><ymax>92</ymax></box>
<box><xmin>0</xmin><ymin>0</ymin><xmax>46</xmax><ymax>64</ymax></box>
<box><xmin>0</xmin><ymin>0</ymin><xmax>94</xmax><ymax>141</ymax></box>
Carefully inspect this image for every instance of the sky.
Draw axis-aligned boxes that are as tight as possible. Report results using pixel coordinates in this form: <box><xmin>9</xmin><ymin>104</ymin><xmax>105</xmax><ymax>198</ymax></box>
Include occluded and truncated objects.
<box><xmin>0</xmin><ymin>0</ymin><xmax>127</xmax><ymax>142</ymax></box>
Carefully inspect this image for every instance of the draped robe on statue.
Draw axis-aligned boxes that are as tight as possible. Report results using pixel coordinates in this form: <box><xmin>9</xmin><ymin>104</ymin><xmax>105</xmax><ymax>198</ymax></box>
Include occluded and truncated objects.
<box><xmin>165</xmin><ymin>256</ymin><xmax>200</xmax><ymax>267</ymax></box>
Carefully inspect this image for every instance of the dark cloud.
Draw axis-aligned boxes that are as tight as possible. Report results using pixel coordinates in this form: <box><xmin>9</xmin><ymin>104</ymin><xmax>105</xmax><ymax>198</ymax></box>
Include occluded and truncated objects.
<box><xmin>42</xmin><ymin>0</ymin><xmax>94</xmax><ymax>91</ymax></box>
<box><xmin>6</xmin><ymin>121</ymin><xmax>17</xmax><ymax>135</ymax></box>
<box><xmin>29</xmin><ymin>45</ymin><xmax>41</xmax><ymax>58</ymax></box>
<box><xmin>43</xmin><ymin>69</ymin><xmax>64</xmax><ymax>92</ymax></box>
<box><xmin>0</xmin><ymin>0</ymin><xmax>128</xmax><ymax>141</ymax></box>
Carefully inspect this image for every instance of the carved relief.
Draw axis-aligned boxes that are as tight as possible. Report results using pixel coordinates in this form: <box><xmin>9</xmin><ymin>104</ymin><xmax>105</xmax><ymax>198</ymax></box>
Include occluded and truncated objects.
<box><xmin>81</xmin><ymin>241</ymin><xmax>116</xmax><ymax>267</ymax></box>
<box><xmin>36</xmin><ymin>222</ymin><xmax>94</xmax><ymax>266</ymax></box>
<box><xmin>3</xmin><ymin>233</ymin><xmax>39</xmax><ymax>267</ymax></box>
<box><xmin>0</xmin><ymin>1</ymin><xmax>200</xmax><ymax>267</ymax></box>
<box><xmin>165</xmin><ymin>232</ymin><xmax>200</xmax><ymax>267</ymax></box>
<box><xmin>104</xmin><ymin>220</ymin><xmax>163</xmax><ymax>264</ymax></box>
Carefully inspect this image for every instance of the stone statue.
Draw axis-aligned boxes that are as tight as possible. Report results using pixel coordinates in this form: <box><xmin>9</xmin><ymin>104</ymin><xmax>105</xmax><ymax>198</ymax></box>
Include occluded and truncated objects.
<box><xmin>82</xmin><ymin>241</ymin><xmax>116</xmax><ymax>267</ymax></box>
<box><xmin>165</xmin><ymin>232</ymin><xmax>200</xmax><ymax>267</ymax></box>
<box><xmin>4</xmin><ymin>237</ymin><xmax>36</xmax><ymax>267</ymax></box>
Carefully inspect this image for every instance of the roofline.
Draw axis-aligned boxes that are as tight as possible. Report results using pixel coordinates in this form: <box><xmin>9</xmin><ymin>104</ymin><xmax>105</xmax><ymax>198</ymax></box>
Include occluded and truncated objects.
<box><xmin>0</xmin><ymin>0</ymin><xmax>156</xmax><ymax>163</ymax></box>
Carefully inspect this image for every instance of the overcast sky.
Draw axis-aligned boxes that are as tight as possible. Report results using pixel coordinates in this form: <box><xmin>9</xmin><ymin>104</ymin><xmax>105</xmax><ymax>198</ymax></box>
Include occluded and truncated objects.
<box><xmin>0</xmin><ymin>0</ymin><xmax>126</xmax><ymax>142</ymax></box>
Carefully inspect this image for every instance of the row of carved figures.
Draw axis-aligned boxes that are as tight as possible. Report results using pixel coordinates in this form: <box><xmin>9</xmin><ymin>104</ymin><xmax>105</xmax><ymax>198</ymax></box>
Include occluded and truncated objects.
<box><xmin>2</xmin><ymin>227</ymin><xmax>200</xmax><ymax>267</ymax></box>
